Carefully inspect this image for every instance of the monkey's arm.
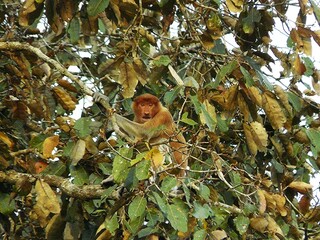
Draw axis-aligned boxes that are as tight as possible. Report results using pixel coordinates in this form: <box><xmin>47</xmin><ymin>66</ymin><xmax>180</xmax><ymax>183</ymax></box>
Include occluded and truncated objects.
<box><xmin>114</xmin><ymin>114</ymin><xmax>148</xmax><ymax>140</ymax></box>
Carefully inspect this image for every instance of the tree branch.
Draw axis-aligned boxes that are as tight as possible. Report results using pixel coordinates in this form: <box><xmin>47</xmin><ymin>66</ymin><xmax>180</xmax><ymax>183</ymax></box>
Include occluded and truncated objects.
<box><xmin>0</xmin><ymin>41</ymin><xmax>94</xmax><ymax>97</ymax></box>
<box><xmin>0</xmin><ymin>170</ymin><xmax>106</xmax><ymax>200</ymax></box>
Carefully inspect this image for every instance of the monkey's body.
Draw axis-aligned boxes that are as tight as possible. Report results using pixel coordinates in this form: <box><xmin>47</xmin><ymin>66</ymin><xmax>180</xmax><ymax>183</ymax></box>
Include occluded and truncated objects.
<box><xmin>114</xmin><ymin>94</ymin><xmax>188</xmax><ymax>177</ymax></box>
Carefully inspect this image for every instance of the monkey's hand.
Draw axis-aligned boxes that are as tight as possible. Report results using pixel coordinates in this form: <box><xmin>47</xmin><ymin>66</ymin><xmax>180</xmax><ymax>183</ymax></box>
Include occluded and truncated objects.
<box><xmin>93</xmin><ymin>92</ymin><xmax>111</xmax><ymax>111</ymax></box>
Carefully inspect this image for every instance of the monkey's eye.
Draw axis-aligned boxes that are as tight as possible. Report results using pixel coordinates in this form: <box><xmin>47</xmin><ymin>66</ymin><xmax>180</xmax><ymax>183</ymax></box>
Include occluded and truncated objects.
<box><xmin>140</xmin><ymin>103</ymin><xmax>145</xmax><ymax>107</ymax></box>
<box><xmin>149</xmin><ymin>103</ymin><xmax>153</xmax><ymax>107</ymax></box>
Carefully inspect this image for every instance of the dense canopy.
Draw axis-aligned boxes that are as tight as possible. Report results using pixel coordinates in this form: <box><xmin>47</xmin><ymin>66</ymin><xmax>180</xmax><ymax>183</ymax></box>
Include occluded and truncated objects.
<box><xmin>0</xmin><ymin>0</ymin><xmax>320</xmax><ymax>239</ymax></box>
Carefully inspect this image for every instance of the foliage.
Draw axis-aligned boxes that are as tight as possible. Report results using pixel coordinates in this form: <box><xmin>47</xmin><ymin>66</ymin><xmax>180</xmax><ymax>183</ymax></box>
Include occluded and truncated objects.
<box><xmin>0</xmin><ymin>0</ymin><xmax>320</xmax><ymax>239</ymax></box>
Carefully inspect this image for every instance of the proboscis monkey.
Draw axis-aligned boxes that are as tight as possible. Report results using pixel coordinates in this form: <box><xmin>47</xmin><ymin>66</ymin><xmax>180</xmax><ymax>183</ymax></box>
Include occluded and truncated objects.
<box><xmin>113</xmin><ymin>93</ymin><xmax>188</xmax><ymax>177</ymax></box>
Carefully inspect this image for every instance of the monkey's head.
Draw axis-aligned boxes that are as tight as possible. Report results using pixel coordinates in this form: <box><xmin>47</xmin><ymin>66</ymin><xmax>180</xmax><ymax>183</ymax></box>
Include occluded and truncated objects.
<box><xmin>132</xmin><ymin>94</ymin><xmax>161</xmax><ymax>123</ymax></box>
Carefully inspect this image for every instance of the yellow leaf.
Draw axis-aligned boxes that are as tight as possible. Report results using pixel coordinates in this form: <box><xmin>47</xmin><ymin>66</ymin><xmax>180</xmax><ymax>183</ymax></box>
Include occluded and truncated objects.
<box><xmin>247</xmin><ymin>86</ymin><xmax>262</xmax><ymax>107</ymax></box>
<box><xmin>70</xmin><ymin>139</ymin><xmax>86</xmax><ymax>165</ymax></box>
<box><xmin>146</xmin><ymin>148</ymin><xmax>164</xmax><ymax>170</ymax></box>
<box><xmin>250</xmin><ymin>217</ymin><xmax>268</xmax><ymax>233</ymax></box>
<box><xmin>43</xmin><ymin>135</ymin><xmax>59</xmax><ymax>159</ymax></box>
<box><xmin>266</xmin><ymin>215</ymin><xmax>284</xmax><ymax>238</ymax></box>
<box><xmin>273</xmin><ymin>194</ymin><xmax>287</xmax><ymax>217</ymax></box>
<box><xmin>33</xmin><ymin>180</ymin><xmax>61</xmax><ymax>227</ymax></box>
<box><xmin>287</xmin><ymin>181</ymin><xmax>313</xmax><ymax>194</ymax></box>
<box><xmin>249</xmin><ymin>121</ymin><xmax>268</xmax><ymax>151</ymax></box>
<box><xmin>84</xmin><ymin>136</ymin><xmax>99</xmax><ymax>154</ymax></box>
<box><xmin>0</xmin><ymin>132</ymin><xmax>14</xmax><ymax>149</ymax></box>
<box><xmin>243</xmin><ymin>123</ymin><xmax>257</xmax><ymax>156</ymax></box>
<box><xmin>292</xmin><ymin>54</ymin><xmax>306</xmax><ymax>75</ymax></box>
<box><xmin>200</xmin><ymin>99</ymin><xmax>217</xmax><ymax>130</ymax></box>
<box><xmin>226</xmin><ymin>0</ymin><xmax>243</xmax><ymax>12</ymax></box>
<box><xmin>262</xmin><ymin>92</ymin><xmax>287</xmax><ymax>130</ymax></box>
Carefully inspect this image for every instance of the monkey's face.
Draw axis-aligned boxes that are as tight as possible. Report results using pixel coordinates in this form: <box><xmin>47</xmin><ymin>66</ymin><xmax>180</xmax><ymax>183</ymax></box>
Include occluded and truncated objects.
<box><xmin>137</xmin><ymin>102</ymin><xmax>157</xmax><ymax>123</ymax></box>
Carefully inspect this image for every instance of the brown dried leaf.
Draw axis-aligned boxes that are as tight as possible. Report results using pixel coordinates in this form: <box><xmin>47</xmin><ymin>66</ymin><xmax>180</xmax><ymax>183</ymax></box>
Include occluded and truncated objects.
<box><xmin>287</xmin><ymin>181</ymin><xmax>313</xmax><ymax>194</ymax></box>
<box><xmin>262</xmin><ymin>92</ymin><xmax>287</xmax><ymax>130</ymax></box>
<box><xmin>257</xmin><ymin>189</ymin><xmax>266</xmax><ymax>214</ymax></box>
<box><xmin>304</xmin><ymin>207</ymin><xmax>320</xmax><ymax>223</ymax></box>
<box><xmin>52</xmin><ymin>86</ymin><xmax>76</xmax><ymax>111</ymax></box>
<box><xmin>237</xmin><ymin>93</ymin><xmax>251</xmax><ymax>122</ymax></box>
<box><xmin>133</xmin><ymin>57</ymin><xmax>148</xmax><ymax>85</ymax></box>
<box><xmin>43</xmin><ymin>135</ymin><xmax>59</xmax><ymax>159</ymax></box>
<box><xmin>274</xmin><ymin>85</ymin><xmax>292</xmax><ymax>118</ymax></box>
<box><xmin>211</xmin><ymin>230</ymin><xmax>228</xmax><ymax>240</ymax></box>
<box><xmin>312</xmin><ymin>77</ymin><xmax>320</xmax><ymax>95</ymax></box>
<box><xmin>57</xmin><ymin>79</ymin><xmax>78</xmax><ymax>93</ymax></box>
<box><xmin>118</xmin><ymin>62</ymin><xmax>138</xmax><ymax>98</ymax></box>
<box><xmin>59</xmin><ymin>0</ymin><xmax>74</xmax><ymax>22</ymax></box>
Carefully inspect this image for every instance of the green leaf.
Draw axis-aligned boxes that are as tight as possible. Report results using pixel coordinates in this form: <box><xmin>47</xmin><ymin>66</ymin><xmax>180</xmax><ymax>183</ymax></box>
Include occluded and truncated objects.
<box><xmin>242</xmin><ymin>9</ymin><xmax>261</xmax><ymax>34</ymax></box>
<box><xmin>128</xmin><ymin>195</ymin><xmax>147</xmax><ymax>220</ymax></box>
<box><xmin>181</xmin><ymin>112</ymin><xmax>198</xmax><ymax>126</ymax></box>
<box><xmin>161</xmin><ymin>176</ymin><xmax>178</xmax><ymax>193</ymax></box>
<box><xmin>234</xmin><ymin>215</ymin><xmax>250</xmax><ymax>235</ymax></box>
<box><xmin>29</xmin><ymin>134</ymin><xmax>48</xmax><ymax>149</ymax></box>
<box><xmin>167</xmin><ymin>202</ymin><xmax>188</xmax><ymax>232</ymax></box>
<box><xmin>105</xmin><ymin>213</ymin><xmax>119</xmax><ymax>235</ymax></box>
<box><xmin>146</xmin><ymin>208</ymin><xmax>164</xmax><ymax>227</ymax></box>
<box><xmin>198</xmin><ymin>184</ymin><xmax>210</xmax><ymax>202</ymax></box>
<box><xmin>245</xmin><ymin>57</ymin><xmax>273</xmax><ymax>90</ymax></box>
<box><xmin>217</xmin><ymin>115</ymin><xmax>229</xmax><ymax>132</ymax></box>
<box><xmin>306</xmin><ymin>129</ymin><xmax>320</xmax><ymax>157</ymax></box>
<box><xmin>287</xmin><ymin>92</ymin><xmax>303</xmax><ymax>112</ymax></box>
<box><xmin>152</xmin><ymin>192</ymin><xmax>167</xmax><ymax>213</ymax></box>
<box><xmin>200</xmin><ymin>103</ymin><xmax>216</xmax><ymax>132</ymax></box>
<box><xmin>164</xmin><ymin>86</ymin><xmax>181</xmax><ymax>105</ymax></box>
<box><xmin>41</xmin><ymin>161</ymin><xmax>66</xmax><ymax>176</ymax></box>
<box><xmin>135</xmin><ymin>159</ymin><xmax>151</xmax><ymax>180</ymax></box>
<box><xmin>112</xmin><ymin>148</ymin><xmax>132</xmax><ymax>183</ymax></box>
<box><xmin>184</xmin><ymin>76</ymin><xmax>200</xmax><ymax>89</ymax></box>
<box><xmin>193</xmin><ymin>201</ymin><xmax>212</xmax><ymax>219</ymax></box>
<box><xmin>0</xmin><ymin>193</ymin><xmax>15</xmax><ymax>214</ymax></box>
<box><xmin>70</xmin><ymin>165</ymin><xmax>89</xmax><ymax>186</ymax></box>
<box><xmin>74</xmin><ymin>117</ymin><xmax>91</xmax><ymax>138</ymax></box>
<box><xmin>153</xmin><ymin>55</ymin><xmax>171</xmax><ymax>67</ymax></box>
<box><xmin>310</xmin><ymin>0</ymin><xmax>320</xmax><ymax>25</ymax></box>
<box><xmin>98</xmin><ymin>162</ymin><xmax>112</xmax><ymax>175</ymax></box>
<box><xmin>302</xmin><ymin>57</ymin><xmax>314</xmax><ymax>76</ymax></box>
<box><xmin>240</xmin><ymin>66</ymin><xmax>254</xmax><ymax>87</ymax></box>
<box><xmin>68</xmin><ymin>18</ymin><xmax>80</xmax><ymax>44</ymax></box>
<box><xmin>194</xmin><ymin>229</ymin><xmax>207</xmax><ymax>240</ymax></box>
<box><xmin>212</xmin><ymin>60</ymin><xmax>238</xmax><ymax>88</ymax></box>
<box><xmin>271</xmin><ymin>159</ymin><xmax>284</xmax><ymax>173</ymax></box>
<box><xmin>229</xmin><ymin>171</ymin><xmax>244</xmax><ymax>192</ymax></box>
<box><xmin>138</xmin><ymin>227</ymin><xmax>158</xmax><ymax>238</ymax></box>
<box><xmin>87</xmin><ymin>0</ymin><xmax>109</xmax><ymax>16</ymax></box>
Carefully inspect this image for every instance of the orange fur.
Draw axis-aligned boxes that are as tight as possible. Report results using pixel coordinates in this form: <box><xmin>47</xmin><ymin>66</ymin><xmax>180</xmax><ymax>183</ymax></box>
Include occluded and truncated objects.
<box><xmin>132</xmin><ymin>94</ymin><xmax>188</xmax><ymax>177</ymax></box>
